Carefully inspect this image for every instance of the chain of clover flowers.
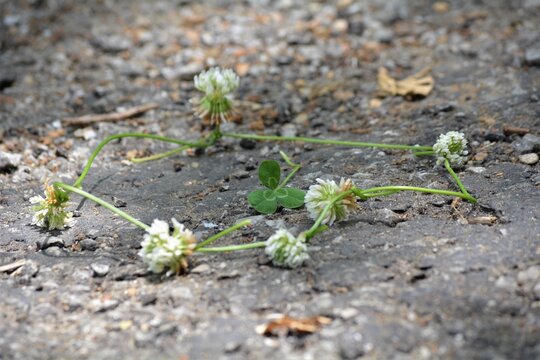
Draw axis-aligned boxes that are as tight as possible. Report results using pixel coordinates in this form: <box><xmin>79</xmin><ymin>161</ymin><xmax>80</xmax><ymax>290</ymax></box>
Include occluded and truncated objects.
<box><xmin>32</xmin><ymin>68</ymin><xmax>476</xmax><ymax>274</ymax></box>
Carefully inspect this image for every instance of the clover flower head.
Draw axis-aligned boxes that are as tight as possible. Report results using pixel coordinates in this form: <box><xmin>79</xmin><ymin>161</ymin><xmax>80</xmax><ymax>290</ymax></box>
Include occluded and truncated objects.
<box><xmin>138</xmin><ymin>218</ymin><xmax>196</xmax><ymax>276</ymax></box>
<box><xmin>433</xmin><ymin>131</ymin><xmax>469</xmax><ymax>165</ymax></box>
<box><xmin>305</xmin><ymin>178</ymin><xmax>358</xmax><ymax>226</ymax></box>
<box><xmin>193</xmin><ymin>67</ymin><xmax>240</xmax><ymax>125</ymax></box>
<box><xmin>30</xmin><ymin>183</ymin><xmax>74</xmax><ymax>230</ymax></box>
<box><xmin>265</xmin><ymin>229</ymin><xmax>309</xmax><ymax>268</ymax></box>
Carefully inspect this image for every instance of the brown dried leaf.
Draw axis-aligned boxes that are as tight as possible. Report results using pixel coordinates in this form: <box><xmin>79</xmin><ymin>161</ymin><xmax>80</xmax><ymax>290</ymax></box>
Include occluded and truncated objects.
<box><xmin>256</xmin><ymin>314</ymin><xmax>332</xmax><ymax>336</ymax></box>
<box><xmin>235</xmin><ymin>62</ymin><xmax>251</xmax><ymax>76</ymax></box>
<box><xmin>378</xmin><ymin>67</ymin><xmax>435</xmax><ymax>98</ymax></box>
<box><xmin>467</xmin><ymin>215</ymin><xmax>498</xmax><ymax>225</ymax></box>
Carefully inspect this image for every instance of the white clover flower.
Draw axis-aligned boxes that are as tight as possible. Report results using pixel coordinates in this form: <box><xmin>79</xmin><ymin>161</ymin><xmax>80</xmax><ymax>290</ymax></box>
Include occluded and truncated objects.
<box><xmin>265</xmin><ymin>229</ymin><xmax>309</xmax><ymax>268</ymax></box>
<box><xmin>193</xmin><ymin>67</ymin><xmax>240</xmax><ymax>125</ymax></box>
<box><xmin>30</xmin><ymin>184</ymin><xmax>74</xmax><ymax>230</ymax></box>
<box><xmin>433</xmin><ymin>131</ymin><xmax>469</xmax><ymax>165</ymax></box>
<box><xmin>138</xmin><ymin>218</ymin><xmax>196</xmax><ymax>276</ymax></box>
<box><xmin>305</xmin><ymin>178</ymin><xmax>358</xmax><ymax>226</ymax></box>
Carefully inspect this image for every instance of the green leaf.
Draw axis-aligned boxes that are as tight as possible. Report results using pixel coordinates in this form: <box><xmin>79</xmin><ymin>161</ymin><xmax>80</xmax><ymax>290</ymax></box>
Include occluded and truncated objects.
<box><xmin>277</xmin><ymin>188</ymin><xmax>305</xmax><ymax>209</ymax></box>
<box><xmin>248</xmin><ymin>189</ymin><xmax>278</xmax><ymax>214</ymax></box>
<box><xmin>259</xmin><ymin>160</ymin><xmax>281</xmax><ymax>189</ymax></box>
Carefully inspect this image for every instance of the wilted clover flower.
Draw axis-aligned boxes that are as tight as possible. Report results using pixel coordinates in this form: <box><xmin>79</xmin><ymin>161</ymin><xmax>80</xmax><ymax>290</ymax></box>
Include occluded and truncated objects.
<box><xmin>305</xmin><ymin>178</ymin><xmax>358</xmax><ymax>226</ymax></box>
<box><xmin>138</xmin><ymin>218</ymin><xmax>196</xmax><ymax>276</ymax></box>
<box><xmin>193</xmin><ymin>67</ymin><xmax>240</xmax><ymax>126</ymax></box>
<box><xmin>30</xmin><ymin>183</ymin><xmax>74</xmax><ymax>230</ymax></box>
<box><xmin>433</xmin><ymin>131</ymin><xmax>469</xmax><ymax>165</ymax></box>
<box><xmin>265</xmin><ymin>229</ymin><xmax>309</xmax><ymax>268</ymax></box>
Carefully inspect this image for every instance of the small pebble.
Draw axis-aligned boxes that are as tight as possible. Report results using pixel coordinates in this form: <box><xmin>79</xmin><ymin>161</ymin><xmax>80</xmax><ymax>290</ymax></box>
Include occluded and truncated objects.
<box><xmin>191</xmin><ymin>263</ymin><xmax>211</xmax><ymax>274</ymax></box>
<box><xmin>112</xmin><ymin>196</ymin><xmax>127</xmax><ymax>208</ymax></box>
<box><xmin>525</xmin><ymin>48</ymin><xmax>540</xmax><ymax>66</ymax></box>
<box><xmin>519</xmin><ymin>153</ymin><xmax>539</xmax><ymax>165</ymax></box>
<box><xmin>0</xmin><ymin>151</ymin><xmax>22</xmax><ymax>173</ymax></box>
<box><xmin>43</xmin><ymin>247</ymin><xmax>64</xmax><ymax>257</ymax></box>
<box><xmin>239</xmin><ymin>138</ymin><xmax>256</xmax><ymax>150</ymax></box>
<box><xmin>90</xmin><ymin>263</ymin><xmax>110</xmax><ymax>277</ymax></box>
<box><xmin>88</xmin><ymin>298</ymin><xmax>119</xmax><ymax>313</ymax></box>
<box><xmin>224</xmin><ymin>341</ymin><xmax>242</xmax><ymax>353</ymax></box>
<box><xmin>139</xmin><ymin>293</ymin><xmax>157</xmax><ymax>306</ymax></box>
<box><xmin>533</xmin><ymin>283</ymin><xmax>540</xmax><ymax>300</ymax></box>
<box><xmin>80</xmin><ymin>238</ymin><xmax>98</xmax><ymax>251</ymax></box>
<box><xmin>466</xmin><ymin>166</ymin><xmax>486</xmax><ymax>174</ymax></box>
<box><xmin>40</xmin><ymin>236</ymin><xmax>65</xmax><ymax>250</ymax></box>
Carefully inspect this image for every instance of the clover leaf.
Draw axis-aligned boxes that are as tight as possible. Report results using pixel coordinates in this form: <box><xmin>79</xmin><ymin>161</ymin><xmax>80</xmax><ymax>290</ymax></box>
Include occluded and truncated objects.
<box><xmin>248</xmin><ymin>159</ymin><xmax>305</xmax><ymax>215</ymax></box>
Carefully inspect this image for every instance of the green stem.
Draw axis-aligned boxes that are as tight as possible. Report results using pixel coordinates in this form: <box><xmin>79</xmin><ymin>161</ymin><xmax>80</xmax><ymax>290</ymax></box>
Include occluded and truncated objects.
<box><xmin>53</xmin><ymin>182</ymin><xmax>149</xmax><ymax>230</ymax></box>
<box><xmin>127</xmin><ymin>127</ymin><xmax>222</xmax><ymax>165</ymax></box>
<box><xmin>195</xmin><ymin>219</ymin><xmax>252</xmax><ymax>250</ymax></box>
<box><xmin>413</xmin><ymin>151</ymin><xmax>436</xmax><ymax>156</ymax></box>
<box><xmin>277</xmin><ymin>151</ymin><xmax>302</xmax><ymax>189</ymax></box>
<box><xmin>360</xmin><ymin>190</ymin><xmax>400</xmax><ymax>198</ymax></box>
<box><xmin>131</xmin><ymin>145</ymin><xmax>190</xmax><ymax>163</ymax></box>
<box><xmin>305</xmin><ymin>190</ymin><xmax>352</xmax><ymax>240</ymax></box>
<box><xmin>355</xmin><ymin>185</ymin><xmax>477</xmax><ymax>204</ymax></box>
<box><xmin>73</xmin><ymin>133</ymin><xmax>203</xmax><ymax>188</ymax></box>
<box><xmin>223</xmin><ymin>132</ymin><xmax>433</xmax><ymax>151</ymax></box>
<box><xmin>444</xmin><ymin>158</ymin><xmax>471</xmax><ymax>197</ymax></box>
<box><xmin>196</xmin><ymin>242</ymin><xmax>266</xmax><ymax>253</ymax></box>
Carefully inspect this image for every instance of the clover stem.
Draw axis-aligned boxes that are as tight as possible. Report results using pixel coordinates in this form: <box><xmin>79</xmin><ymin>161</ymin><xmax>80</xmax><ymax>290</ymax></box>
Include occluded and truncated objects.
<box><xmin>304</xmin><ymin>191</ymin><xmax>352</xmax><ymax>240</ymax></box>
<box><xmin>359</xmin><ymin>190</ymin><xmax>400</xmax><ymax>198</ymax></box>
<box><xmin>196</xmin><ymin>242</ymin><xmax>266</xmax><ymax>253</ymax></box>
<box><xmin>354</xmin><ymin>185</ymin><xmax>477</xmax><ymax>204</ymax></box>
<box><xmin>222</xmin><ymin>132</ymin><xmax>433</xmax><ymax>151</ymax></box>
<box><xmin>413</xmin><ymin>151</ymin><xmax>436</xmax><ymax>156</ymax></box>
<box><xmin>53</xmin><ymin>182</ymin><xmax>150</xmax><ymax>230</ymax></box>
<box><xmin>128</xmin><ymin>127</ymin><xmax>222</xmax><ymax>165</ymax></box>
<box><xmin>277</xmin><ymin>151</ymin><xmax>302</xmax><ymax>189</ymax></box>
<box><xmin>444</xmin><ymin>158</ymin><xmax>471</xmax><ymax>197</ymax></box>
<box><xmin>73</xmin><ymin>133</ymin><xmax>203</xmax><ymax>188</ymax></box>
<box><xmin>131</xmin><ymin>145</ymin><xmax>190</xmax><ymax>163</ymax></box>
<box><xmin>195</xmin><ymin>219</ymin><xmax>252</xmax><ymax>250</ymax></box>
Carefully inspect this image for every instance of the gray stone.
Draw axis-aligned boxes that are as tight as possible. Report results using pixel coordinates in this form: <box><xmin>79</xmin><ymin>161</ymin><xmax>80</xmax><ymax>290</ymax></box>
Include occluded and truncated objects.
<box><xmin>339</xmin><ymin>332</ymin><xmax>365</xmax><ymax>360</ymax></box>
<box><xmin>0</xmin><ymin>71</ymin><xmax>16</xmax><ymax>90</ymax></box>
<box><xmin>0</xmin><ymin>151</ymin><xmax>22</xmax><ymax>174</ymax></box>
<box><xmin>191</xmin><ymin>263</ymin><xmax>211</xmax><ymax>274</ymax></box>
<box><xmin>519</xmin><ymin>153</ymin><xmax>539</xmax><ymax>165</ymax></box>
<box><xmin>513</xmin><ymin>134</ymin><xmax>540</xmax><ymax>154</ymax></box>
<box><xmin>224</xmin><ymin>341</ymin><xmax>242</xmax><ymax>353</ymax></box>
<box><xmin>43</xmin><ymin>247</ymin><xmax>64</xmax><ymax>257</ymax></box>
<box><xmin>533</xmin><ymin>283</ymin><xmax>540</xmax><ymax>300</ymax></box>
<box><xmin>41</xmin><ymin>236</ymin><xmax>65</xmax><ymax>250</ymax></box>
<box><xmin>93</xmin><ymin>34</ymin><xmax>133</xmax><ymax>53</ymax></box>
<box><xmin>524</xmin><ymin>0</ymin><xmax>540</xmax><ymax>8</ymax></box>
<box><xmin>374</xmin><ymin>208</ymin><xmax>405</xmax><ymax>227</ymax></box>
<box><xmin>15</xmin><ymin>260</ymin><xmax>40</xmax><ymax>284</ymax></box>
<box><xmin>88</xmin><ymin>298</ymin><xmax>119</xmax><ymax>313</ymax></box>
<box><xmin>161</xmin><ymin>63</ymin><xmax>204</xmax><ymax>81</ymax></box>
<box><xmin>495</xmin><ymin>276</ymin><xmax>518</xmax><ymax>292</ymax></box>
<box><xmin>80</xmin><ymin>239</ymin><xmax>98</xmax><ymax>251</ymax></box>
<box><xmin>518</xmin><ymin>266</ymin><xmax>540</xmax><ymax>285</ymax></box>
<box><xmin>139</xmin><ymin>293</ymin><xmax>157</xmax><ymax>306</ymax></box>
<box><xmin>525</xmin><ymin>48</ymin><xmax>540</xmax><ymax>66</ymax></box>
<box><xmin>63</xmin><ymin>294</ymin><xmax>86</xmax><ymax>312</ymax></box>
<box><xmin>279</xmin><ymin>124</ymin><xmax>298</xmax><ymax>138</ymax></box>
<box><xmin>90</xmin><ymin>263</ymin><xmax>110</xmax><ymax>277</ymax></box>
<box><xmin>375</xmin><ymin>28</ymin><xmax>394</xmax><ymax>44</ymax></box>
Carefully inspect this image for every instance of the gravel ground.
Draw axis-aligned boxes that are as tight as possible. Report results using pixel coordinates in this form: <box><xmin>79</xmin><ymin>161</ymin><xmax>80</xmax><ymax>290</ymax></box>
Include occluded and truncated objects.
<box><xmin>1</xmin><ymin>0</ymin><xmax>540</xmax><ymax>359</ymax></box>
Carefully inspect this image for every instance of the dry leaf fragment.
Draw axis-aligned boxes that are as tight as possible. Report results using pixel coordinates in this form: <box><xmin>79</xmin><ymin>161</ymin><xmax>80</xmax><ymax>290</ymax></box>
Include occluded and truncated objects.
<box><xmin>378</xmin><ymin>67</ymin><xmax>435</xmax><ymax>98</ymax></box>
<box><xmin>0</xmin><ymin>259</ymin><xmax>26</xmax><ymax>273</ymax></box>
<box><xmin>467</xmin><ymin>215</ymin><xmax>498</xmax><ymax>225</ymax></box>
<box><xmin>255</xmin><ymin>314</ymin><xmax>332</xmax><ymax>336</ymax></box>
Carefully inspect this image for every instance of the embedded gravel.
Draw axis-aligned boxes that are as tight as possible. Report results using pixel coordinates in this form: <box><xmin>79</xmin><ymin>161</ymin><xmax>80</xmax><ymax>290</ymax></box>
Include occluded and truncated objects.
<box><xmin>1</xmin><ymin>1</ymin><xmax>540</xmax><ymax>359</ymax></box>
